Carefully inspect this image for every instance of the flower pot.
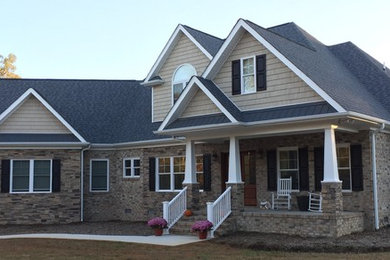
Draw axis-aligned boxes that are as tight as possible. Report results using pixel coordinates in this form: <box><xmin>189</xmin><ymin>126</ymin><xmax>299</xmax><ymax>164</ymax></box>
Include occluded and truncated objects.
<box><xmin>154</xmin><ymin>228</ymin><xmax>163</xmax><ymax>236</ymax></box>
<box><xmin>297</xmin><ymin>195</ymin><xmax>309</xmax><ymax>211</ymax></box>
<box><xmin>198</xmin><ymin>230</ymin><xmax>207</xmax><ymax>239</ymax></box>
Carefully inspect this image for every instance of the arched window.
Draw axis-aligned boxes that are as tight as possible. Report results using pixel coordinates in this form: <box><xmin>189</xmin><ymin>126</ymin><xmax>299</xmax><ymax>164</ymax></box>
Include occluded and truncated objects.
<box><xmin>172</xmin><ymin>64</ymin><xmax>196</xmax><ymax>103</ymax></box>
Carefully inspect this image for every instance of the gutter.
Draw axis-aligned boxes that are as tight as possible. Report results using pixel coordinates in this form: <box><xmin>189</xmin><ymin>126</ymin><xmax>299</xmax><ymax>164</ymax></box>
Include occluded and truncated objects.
<box><xmin>371</xmin><ymin>123</ymin><xmax>385</xmax><ymax>230</ymax></box>
<box><xmin>80</xmin><ymin>144</ymin><xmax>91</xmax><ymax>222</ymax></box>
<box><xmin>0</xmin><ymin>142</ymin><xmax>90</xmax><ymax>148</ymax></box>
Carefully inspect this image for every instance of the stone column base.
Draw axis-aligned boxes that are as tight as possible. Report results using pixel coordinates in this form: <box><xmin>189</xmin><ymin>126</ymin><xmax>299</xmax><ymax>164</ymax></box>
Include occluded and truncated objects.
<box><xmin>321</xmin><ymin>181</ymin><xmax>343</xmax><ymax>214</ymax></box>
<box><xmin>226</xmin><ymin>183</ymin><xmax>245</xmax><ymax>214</ymax></box>
<box><xmin>184</xmin><ymin>183</ymin><xmax>200</xmax><ymax>211</ymax></box>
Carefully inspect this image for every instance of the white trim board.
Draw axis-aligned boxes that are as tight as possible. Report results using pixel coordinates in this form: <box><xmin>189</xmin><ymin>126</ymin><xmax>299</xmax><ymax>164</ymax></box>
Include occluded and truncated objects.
<box><xmin>0</xmin><ymin>88</ymin><xmax>87</xmax><ymax>142</ymax></box>
<box><xmin>202</xmin><ymin>19</ymin><xmax>345</xmax><ymax>113</ymax></box>
<box><xmin>158</xmin><ymin>76</ymin><xmax>238</xmax><ymax>131</ymax></box>
<box><xmin>143</xmin><ymin>25</ymin><xmax>213</xmax><ymax>84</ymax></box>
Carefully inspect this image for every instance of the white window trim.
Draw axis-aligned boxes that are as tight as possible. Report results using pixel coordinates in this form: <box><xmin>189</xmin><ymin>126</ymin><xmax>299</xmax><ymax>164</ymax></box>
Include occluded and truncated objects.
<box><xmin>123</xmin><ymin>158</ymin><xmax>141</xmax><ymax>179</ymax></box>
<box><xmin>90</xmin><ymin>159</ymin><xmax>109</xmax><ymax>192</ymax></box>
<box><xmin>277</xmin><ymin>147</ymin><xmax>299</xmax><ymax>192</ymax></box>
<box><xmin>156</xmin><ymin>156</ymin><xmax>185</xmax><ymax>192</ymax></box>
<box><xmin>10</xmin><ymin>159</ymin><xmax>53</xmax><ymax>194</ymax></box>
<box><xmin>171</xmin><ymin>64</ymin><xmax>197</xmax><ymax>105</ymax></box>
<box><xmin>337</xmin><ymin>143</ymin><xmax>352</xmax><ymax>192</ymax></box>
<box><xmin>240</xmin><ymin>56</ymin><xmax>256</xmax><ymax>95</ymax></box>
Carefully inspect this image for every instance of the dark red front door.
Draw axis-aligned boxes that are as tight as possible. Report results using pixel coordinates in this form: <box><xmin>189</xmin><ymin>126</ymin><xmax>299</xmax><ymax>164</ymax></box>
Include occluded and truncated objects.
<box><xmin>221</xmin><ymin>151</ymin><xmax>257</xmax><ymax>206</ymax></box>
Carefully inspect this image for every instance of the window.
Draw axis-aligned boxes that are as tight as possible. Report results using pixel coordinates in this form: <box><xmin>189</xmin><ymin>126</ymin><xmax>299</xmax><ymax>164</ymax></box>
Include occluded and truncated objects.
<box><xmin>11</xmin><ymin>159</ymin><xmax>52</xmax><ymax>193</ymax></box>
<box><xmin>196</xmin><ymin>156</ymin><xmax>204</xmax><ymax>189</ymax></box>
<box><xmin>156</xmin><ymin>155</ymin><xmax>203</xmax><ymax>191</ymax></box>
<box><xmin>123</xmin><ymin>158</ymin><xmax>140</xmax><ymax>178</ymax></box>
<box><xmin>278</xmin><ymin>148</ymin><xmax>299</xmax><ymax>190</ymax></box>
<box><xmin>241</xmin><ymin>57</ymin><xmax>256</xmax><ymax>94</ymax></box>
<box><xmin>90</xmin><ymin>159</ymin><xmax>109</xmax><ymax>192</ymax></box>
<box><xmin>337</xmin><ymin>145</ymin><xmax>352</xmax><ymax>191</ymax></box>
<box><xmin>172</xmin><ymin>64</ymin><xmax>196</xmax><ymax>103</ymax></box>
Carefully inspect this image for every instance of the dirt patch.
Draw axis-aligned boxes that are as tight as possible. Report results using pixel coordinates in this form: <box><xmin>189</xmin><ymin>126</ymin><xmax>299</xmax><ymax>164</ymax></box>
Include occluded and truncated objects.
<box><xmin>212</xmin><ymin>227</ymin><xmax>390</xmax><ymax>253</ymax></box>
<box><xmin>0</xmin><ymin>221</ymin><xmax>152</xmax><ymax>236</ymax></box>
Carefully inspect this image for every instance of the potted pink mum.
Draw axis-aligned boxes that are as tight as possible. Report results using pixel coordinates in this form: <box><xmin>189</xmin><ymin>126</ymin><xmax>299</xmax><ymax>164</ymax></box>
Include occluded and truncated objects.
<box><xmin>191</xmin><ymin>220</ymin><xmax>213</xmax><ymax>239</ymax></box>
<box><xmin>147</xmin><ymin>217</ymin><xmax>168</xmax><ymax>236</ymax></box>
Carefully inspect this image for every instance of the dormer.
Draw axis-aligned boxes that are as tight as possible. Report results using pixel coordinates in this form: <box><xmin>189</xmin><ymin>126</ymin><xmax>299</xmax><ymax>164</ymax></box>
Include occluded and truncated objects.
<box><xmin>142</xmin><ymin>24</ymin><xmax>223</xmax><ymax>122</ymax></box>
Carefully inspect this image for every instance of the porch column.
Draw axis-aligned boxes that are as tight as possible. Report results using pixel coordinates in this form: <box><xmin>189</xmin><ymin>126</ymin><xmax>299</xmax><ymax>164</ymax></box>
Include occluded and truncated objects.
<box><xmin>323</xmin><ymin>126</ymin><xmax>340</xmax><ymax>182</ymax></box>
<box><xmin>182</xmin><ymin>139</ymin><xmax>200</xmax><ymax>210</ymax></box>
<box><xmin>227</xmin><ymin>136</ymin><xmax>242</xmax><ymax>184</ymax></box>
<box><xmin>183</xmin><ymin>139</ymin><xmax>196</xmax><ymax>184</ymax></box>
<box><xmin>226</xmin><ymin>136</ymin><xmax>244</xmax><ymax>217</ymax></box>
<box><xmin>321</xmin><ymin>126</ymin><xmax>343</xmax><ymax>214</ymax></box>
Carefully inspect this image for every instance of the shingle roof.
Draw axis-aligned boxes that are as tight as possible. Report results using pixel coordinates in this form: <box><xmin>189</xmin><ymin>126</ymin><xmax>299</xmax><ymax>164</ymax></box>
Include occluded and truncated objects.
<box><xmin>0</xmin><ymin>79</ymin><xmax>164</xmax><ymax>144</ymax></box>
<box><xmin>195</xmin><ymin>77</ymin><xmax>241</xmax><ymax>120</ymax></box>
<box><xmin>165</xmin><ymin>101</ymin><xmax>335</xmax><ymax>129</ymax></box>
<box><xmin>246</xmin><ymin>20</ymin><xmax>390</xmax><ymax>120</ymax></box>
<box><xmin>182</xmin><ymin>25</ymin><xmax>224</xmax><ymax>57</ymax></box>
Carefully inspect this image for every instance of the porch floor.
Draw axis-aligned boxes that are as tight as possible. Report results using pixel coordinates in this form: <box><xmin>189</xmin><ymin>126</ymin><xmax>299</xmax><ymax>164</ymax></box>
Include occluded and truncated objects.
<box><xmin>244</xmin><ymin>207</ymin><xmax>363</xmax><ymax>217</ymax></box>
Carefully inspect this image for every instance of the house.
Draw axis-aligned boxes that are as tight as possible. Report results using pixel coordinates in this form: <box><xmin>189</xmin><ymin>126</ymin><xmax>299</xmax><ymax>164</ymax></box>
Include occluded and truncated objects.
<box><xmin>0</xmin><ymin>19</ymin><xmax>390</xmax><ymax>237</ymax></box>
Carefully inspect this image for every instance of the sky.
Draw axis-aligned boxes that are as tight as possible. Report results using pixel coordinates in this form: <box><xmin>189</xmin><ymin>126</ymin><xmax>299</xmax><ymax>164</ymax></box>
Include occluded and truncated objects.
<box><xmin>1</xmin><ymin>0</ymin><xmax>389</xmax><ymax>80</ymax></box>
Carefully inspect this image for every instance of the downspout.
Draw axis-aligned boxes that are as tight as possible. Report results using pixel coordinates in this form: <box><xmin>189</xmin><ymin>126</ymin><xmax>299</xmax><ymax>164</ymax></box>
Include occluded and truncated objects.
<box><xmin>371</xmin><ymin>123</ymin><xmax>385</xmax><ymax>230</ymax></box>
<box><xmin>80</xmin><ymin>145</ymin><xmax>91</xmax><ymax>222</ymax></box>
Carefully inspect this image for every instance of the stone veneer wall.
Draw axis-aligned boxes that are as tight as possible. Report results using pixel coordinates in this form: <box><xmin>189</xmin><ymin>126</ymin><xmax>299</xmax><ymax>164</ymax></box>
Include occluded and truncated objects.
<box><xmin>237</xmin><ymin>211</ymin><xmax>364</xmax><ymax>237</ymax></box>
<box><xmin>375</xmin><ymin>132</ymin><xmax>390</xmax><ymax>227</ymax></box>
<box><xmin>239</xmin><ymin>131</ymin><xmax>374</xmax><ymax>230</ymax></box>
<box><xmin>83</xmin><ymin>143</ymin><xmax>227</xmax><ymax>222</ymax></box>
<box><xmin>0</xmin><ymin>149</ymin><xmax>81</xmax><ymax>224</ymax></box>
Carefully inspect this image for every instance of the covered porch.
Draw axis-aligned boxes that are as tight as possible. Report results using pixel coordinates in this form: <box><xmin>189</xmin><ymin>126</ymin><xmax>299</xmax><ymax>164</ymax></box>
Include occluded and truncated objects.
<box><xmin>169</xmin><ymin>118</ymin><xmax>379</xmax><ymax>237</ymax></box>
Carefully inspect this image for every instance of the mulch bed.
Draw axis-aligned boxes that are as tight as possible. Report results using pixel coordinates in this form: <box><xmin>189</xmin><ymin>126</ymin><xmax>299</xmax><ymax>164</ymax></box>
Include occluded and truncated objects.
<box><xmin>0</xmin><ymin>221</ymin><xmax>152</xmax><ymax>236</ymax></box>
<box><xmin>212</xmin><ymin>227</ymin><xmax>390</xmax><ymax>253</ymax></box>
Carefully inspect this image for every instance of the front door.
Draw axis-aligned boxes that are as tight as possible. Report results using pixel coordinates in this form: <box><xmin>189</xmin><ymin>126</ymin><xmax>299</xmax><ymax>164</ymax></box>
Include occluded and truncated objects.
<box><xmin>221</xmin><ymin>151</ymin><xmax>257</xmax><ymax>206</ymax></box>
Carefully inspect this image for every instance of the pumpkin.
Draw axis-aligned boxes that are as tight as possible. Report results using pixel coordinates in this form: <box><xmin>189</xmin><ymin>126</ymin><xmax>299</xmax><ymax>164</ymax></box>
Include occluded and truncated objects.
<box><xmin>184</xmin><ymin>209</ymin><xmax>193</xmax><ymax>216</ymax></box>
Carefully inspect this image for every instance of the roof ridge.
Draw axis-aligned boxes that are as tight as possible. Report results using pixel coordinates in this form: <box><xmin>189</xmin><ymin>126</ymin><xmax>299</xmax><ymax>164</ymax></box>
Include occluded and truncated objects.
<box><xmin>181</xmin><ymin>24</ymin><xmax>224</xmax><ymax>41</ymax></box>
<box><xmin>245</xmin><ymin>19</ymin><xmax>317</xmax><ymax>52</ymax></box>
<box><xmin>266</xmin><ymin>22</ymin><xmax>294</xmax><ymax>30</ymax></box>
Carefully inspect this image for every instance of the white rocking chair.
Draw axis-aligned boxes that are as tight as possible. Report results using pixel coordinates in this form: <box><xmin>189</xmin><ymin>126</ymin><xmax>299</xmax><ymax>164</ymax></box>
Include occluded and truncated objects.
<box><xmin>271</xmin><ymin>177</ymin><xmax>292</xmax><ymax>210</ymax></box>
<box><xmin>308</xmin><ymin>192</ymin><xmax>322</xmax><ymax>213</ymax></box>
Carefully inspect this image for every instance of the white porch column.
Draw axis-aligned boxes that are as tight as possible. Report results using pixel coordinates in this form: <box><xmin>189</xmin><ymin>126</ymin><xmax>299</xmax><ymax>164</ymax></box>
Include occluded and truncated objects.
<box><xmin>227</xmin><ymin>136</ymin><xmax>243</xmax><ymax>183</ymax></box>
<box><xmin>322</xmin><ymin>126</ymin><xmax>341</xmax><ymax>182</ymax></box>
<box><xmin>183</xmin><ymin>139</ymin><xmax>197</xmax><ymax>184</ymax></box>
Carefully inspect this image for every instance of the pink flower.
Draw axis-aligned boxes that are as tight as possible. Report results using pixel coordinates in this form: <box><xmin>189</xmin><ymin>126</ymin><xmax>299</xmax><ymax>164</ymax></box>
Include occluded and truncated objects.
<box><xmin>147</xmin><ymin>217</ymin><xmax>168</xmax><ymax>229</ymax></box>
<box><xmin>191</xmin><ymin>220</ymin><xmax>213</xmax><ymax>232</ymax></box>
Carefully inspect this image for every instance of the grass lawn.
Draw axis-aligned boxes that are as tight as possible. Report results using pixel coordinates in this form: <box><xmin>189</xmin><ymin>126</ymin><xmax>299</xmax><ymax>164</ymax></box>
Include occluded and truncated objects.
<box><xmin>0</xmin><ymin>239</ymin><xmax>389</xmax><ymax>259</ymax></box>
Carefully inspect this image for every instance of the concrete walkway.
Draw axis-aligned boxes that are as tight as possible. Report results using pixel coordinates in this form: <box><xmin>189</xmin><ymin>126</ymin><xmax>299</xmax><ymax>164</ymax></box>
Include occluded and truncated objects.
<box><xmin>0</xmin><ymin>233</ymin><xmax>206</xmax><ymax>246</ymax></box>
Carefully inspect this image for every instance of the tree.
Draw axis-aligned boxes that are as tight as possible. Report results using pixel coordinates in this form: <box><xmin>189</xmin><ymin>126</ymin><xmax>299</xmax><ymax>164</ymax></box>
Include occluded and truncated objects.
<box><xmin>0</xmin><ymin>53</ymin><xmax>20</xmax><ymax>78</ymax></box>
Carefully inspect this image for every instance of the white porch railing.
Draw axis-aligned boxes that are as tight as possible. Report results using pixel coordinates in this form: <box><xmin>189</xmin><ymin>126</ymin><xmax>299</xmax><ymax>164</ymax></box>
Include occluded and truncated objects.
<box><xmin>207</xmin><ymin>186</ymin><xmax>232</xmax><ymax>238</ymax></box>
<box><xmin>162</xmin><ymin>186</ymin><xmax>187</xmax><ymax>233</ymax></box>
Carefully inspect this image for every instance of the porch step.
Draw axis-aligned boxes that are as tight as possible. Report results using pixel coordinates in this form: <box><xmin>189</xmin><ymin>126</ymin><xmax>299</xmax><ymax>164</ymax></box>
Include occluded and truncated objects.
<box><xmin>169</xmin><ymin>211</ymin><xmax>206</xmax><ymax>235</ymax></box>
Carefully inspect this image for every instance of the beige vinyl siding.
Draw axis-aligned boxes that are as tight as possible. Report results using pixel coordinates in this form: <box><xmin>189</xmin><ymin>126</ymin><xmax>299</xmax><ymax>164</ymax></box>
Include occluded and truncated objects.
<box><xmin>181</xmin><ymin>88</ymin><xmax>221</xmax><ymax>118</ymax></box>
<box><xmin>214</xmin><ymin>32</ymin><xmax>323</xmax><ymax>111</ymax></box>
<box><xmin>0</xmin><ymin>96</ymin><xmax>71</xmax><ymax>134</ymax></box>
<box><xmin>153</xmin><ymin>33</ymin><xmax>210</xmax><ymax>122</ymax></box>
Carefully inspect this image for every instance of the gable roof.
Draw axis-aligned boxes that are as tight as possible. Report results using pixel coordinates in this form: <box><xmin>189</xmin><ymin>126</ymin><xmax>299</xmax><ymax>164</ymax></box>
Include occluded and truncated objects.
<box><xmin>158</xmin><ymin>76</ymin><xmax>240</xmax><ymax>131</ymax></box>
<box><xmin>0</xmin><ymin>88</ymin><xmax>85</xmax><ymax>142</ymax></box>
<box><xmin>143</xmin><ymin>24</ymin><xmax>224</xmax><ymax>84</ymax></box>
<box><xmin>202</xmin><ymin>18</ymin><xmax>390</xmax><ymax>121</ymax></box>
<box><xmin>181</xmin><ymin>25</ymin><xmax>224</xmax><ymax>57</ymax></box>
<box><xmin>0</xmin><ymin>79</ymin><xmax>165</xmax><ymax>144</ymax></box>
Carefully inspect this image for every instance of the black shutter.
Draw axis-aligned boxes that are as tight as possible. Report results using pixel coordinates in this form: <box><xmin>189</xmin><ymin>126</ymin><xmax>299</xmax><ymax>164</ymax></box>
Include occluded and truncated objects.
<box><xmin>1</xmin><ymin>160</ymin><xmax>10</xmax><ymax>193</ymax></box>
<box><xmin>256</xmin><ymin>54</ymin><xmax>266</xmax><ymax>91</ymax></box>
<box><xmin>351</xmin><ymin>144</ymin><xmax>363</xmax><ymax>191</ymax></box>
<box><xmin>299</xmin><ymin>147</ymin><xmax>309</xmax><ymax>191</ymax></box>
<box><xmin>314</xmin><ymin>147</ymin><xmax>324</xmax><ymax>192</ymax></box>
<box><xmin>267</xmin><ymin>150</ymin><xmax>277</xmax><ymax>191</ymax></box>
<box><xmin>232</xmin><ymin>60</ymin><xmax>241</xmax><ymax>95</ymax></box>
<box><xmin>149</xmin><ymin>157</ymin><xmax>156</xmax><ymax>191</ymax></box>
<box><xmin>52</xmin><ymin>159</ymin><xmax>61</xmax><ymax>192</ymax></box>
<box><xmin>203</xmin><ymin>154</ymin><xmax>211</xmax><ymax>191</ymax></box>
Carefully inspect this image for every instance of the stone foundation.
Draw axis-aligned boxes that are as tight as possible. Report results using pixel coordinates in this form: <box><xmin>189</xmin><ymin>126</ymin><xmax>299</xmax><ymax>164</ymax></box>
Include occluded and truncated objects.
<box><xmin>237</xmin><ymin>210</ymin><xmax>364</xmax><ymax>237</ymax></box>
